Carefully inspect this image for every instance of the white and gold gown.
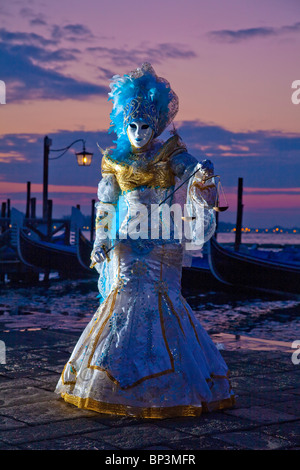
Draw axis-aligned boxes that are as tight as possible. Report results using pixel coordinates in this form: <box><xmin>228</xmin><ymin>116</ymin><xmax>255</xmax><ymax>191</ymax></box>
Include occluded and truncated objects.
<box><xmin>55</xmin><ymin>135</ymin><xmax>235</xmax><ymax>418</ymax></box>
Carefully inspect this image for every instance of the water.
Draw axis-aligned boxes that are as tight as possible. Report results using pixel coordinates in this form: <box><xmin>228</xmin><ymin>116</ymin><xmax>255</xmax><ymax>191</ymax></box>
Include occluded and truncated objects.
<box><xmin>188</xmin><ymin>290</ymin><xmax>300</xmax><ymax>343</ymax></box>
<box><xmin>0</xmin><ymin>277</ymin><xmax>299</xmax><ymax>343</ymax></box>
<box><xmin>217</xmin><ymin>232</ymin><xmax>300</xmax><ymax>246</ymax></box>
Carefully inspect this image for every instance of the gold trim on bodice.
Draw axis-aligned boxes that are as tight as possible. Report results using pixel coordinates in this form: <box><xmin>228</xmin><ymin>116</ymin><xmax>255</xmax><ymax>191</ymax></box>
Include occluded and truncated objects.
<box><xmin>101</xmin><ymin>135</ymin><xmax>187</xmax><ymax>192</ymax></box>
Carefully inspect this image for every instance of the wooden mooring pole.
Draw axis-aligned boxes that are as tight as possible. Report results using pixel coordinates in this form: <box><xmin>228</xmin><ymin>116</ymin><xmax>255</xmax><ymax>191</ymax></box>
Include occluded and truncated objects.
<box><xmin>43</xmin><ymin>136</ymin><xmax>52</xmax><ymax>220</ymax></box>
<box><xmin>30</xmin><ymin>198</ymin><xmax>36</xmax><ymax>219</ymax></box>
<box><xmin>26</xmin><ymin>181</ymin><xmax>31</xmax><ymax>218</ymax></box>
<box><xmin>47</xmin><ymin>199</ymin><xmax>53</xmax><ymax>240</ymax></box>
<box><xmin>1</xmin><ymin>202</ymin><xmax>6</xmax><ymax>233</ymax></box>
<box><xmin>234</xmin><ymin>177</ymin><xmax>244</xmax><ymax>251</ymax></box>
<box><xmin>6</xmin><ymin>199</ymin><xmax>10</xmax><ymax>218</ymax></box>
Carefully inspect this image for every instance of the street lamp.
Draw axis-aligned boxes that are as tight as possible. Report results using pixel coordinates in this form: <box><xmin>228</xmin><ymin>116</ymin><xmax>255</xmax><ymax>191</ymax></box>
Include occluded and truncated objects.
<box><xmin>43</xmin><ymin>136</ymin><xmax>93</xmax><ymax>219</ymax></box>
<box><xmin>75</xmin><ymin>142</ymin><xmax>93</xmax><ymax>166</ymax></box>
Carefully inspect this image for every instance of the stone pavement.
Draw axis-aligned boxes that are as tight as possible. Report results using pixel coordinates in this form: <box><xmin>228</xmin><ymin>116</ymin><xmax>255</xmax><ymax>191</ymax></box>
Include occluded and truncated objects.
<box><xmin>0</xmin><ymin>329</ymin><xmax>299</xmax><ymax>450</ymax></box>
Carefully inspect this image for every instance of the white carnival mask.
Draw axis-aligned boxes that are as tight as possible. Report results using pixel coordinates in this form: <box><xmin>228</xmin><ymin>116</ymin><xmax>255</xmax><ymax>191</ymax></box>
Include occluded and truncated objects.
<box><xmin>127</xmin><ymin>120</ymin><xmax>154</xmax><ymax>149</ymax></box>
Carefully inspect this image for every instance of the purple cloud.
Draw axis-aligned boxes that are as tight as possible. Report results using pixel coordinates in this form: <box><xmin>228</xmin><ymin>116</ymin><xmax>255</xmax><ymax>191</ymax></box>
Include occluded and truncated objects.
<box><xmin>1</xmin><ymin>122</ymin><xmax>300</xmax><ymax>191</ymax></box>
<box><xmin>208</xmin><ymin>22</ymin><xmax>300</xmax><ymax>43</ymax></box>
<box><xmin>0</xmin><ymin>28</ymin><xmax>107</xmax><ymax>102</ymax></box>
<box><xmin>51</xmin><ymin>24</ymin><xmax>95</xmax><ymax>42</ymax></box>
<box><xmin>0</xmin><ymin>27</ymin><xmax>57</xmax><ymax>46</ymax></box>
<box><xmin>87</xmin><ymin>42</ymin><xmax>197</xmax><ymax>66</ymax></box>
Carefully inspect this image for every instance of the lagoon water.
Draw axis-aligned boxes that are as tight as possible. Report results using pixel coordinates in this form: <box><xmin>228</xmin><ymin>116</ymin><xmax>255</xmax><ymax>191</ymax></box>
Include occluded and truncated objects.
<box><xmin>0</xmin><ymin>234</ymin><xmax>299</xmax><ymax>344</ymax></box>
<box><xmin>0</xmin><ymin>276</ymin><xmax>299</xmax><ymax>344</ymax></box>
<box><xmin>217</xmin><ymin>232</ymin><xmax>300</xmax><ymax>246</ymax></box>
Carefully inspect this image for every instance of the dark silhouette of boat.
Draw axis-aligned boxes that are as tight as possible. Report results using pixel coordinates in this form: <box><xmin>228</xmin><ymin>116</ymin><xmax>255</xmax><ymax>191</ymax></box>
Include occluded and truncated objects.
<box><xmin>209</xmin><ymin>235</ymin><xmax>300</xmax><ymax>295</ymax></box>
<box><xmin>182</xmin><ymin>258</ymin><xmax>224</xmax><ymax>291</ymax></box>
<box><xmin>0</xmin><ymin>228</ymin><xmax>39</xmax><ymax>282</ymax></box>
<box><xmin>17</xmin><ymin>227</ymin><xmax>91</xmax><ymax>278</ymax></box>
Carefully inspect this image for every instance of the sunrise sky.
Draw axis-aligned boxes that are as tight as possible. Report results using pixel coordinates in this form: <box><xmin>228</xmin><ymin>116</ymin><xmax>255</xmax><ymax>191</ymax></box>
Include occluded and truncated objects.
<box><xmin>0</xmin><ymin>0</ymin><xmax>299</xmax><ymax>227</ymax></box>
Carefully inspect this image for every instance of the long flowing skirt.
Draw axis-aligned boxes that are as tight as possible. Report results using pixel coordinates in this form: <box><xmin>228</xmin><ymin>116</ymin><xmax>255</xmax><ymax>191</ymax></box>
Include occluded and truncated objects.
<box><xmin>55</xmin><ymin>242</ymin><xmax>235</xmax><ymax>418</ymax></box>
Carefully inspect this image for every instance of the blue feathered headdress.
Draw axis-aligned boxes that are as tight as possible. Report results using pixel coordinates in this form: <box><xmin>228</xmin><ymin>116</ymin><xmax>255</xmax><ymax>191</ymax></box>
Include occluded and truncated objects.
<box><xmin>108</xmin><ymin>63</ymin><xmax>179</xmax><ymax>143</ymax></box>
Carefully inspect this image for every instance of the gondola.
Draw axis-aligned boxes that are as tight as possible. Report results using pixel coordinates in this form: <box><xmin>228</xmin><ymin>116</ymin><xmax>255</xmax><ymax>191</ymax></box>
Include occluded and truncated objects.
<box><xmin>208</xmin><ymin>235</ymin><xmax>300</xmax><ymax>294</ymax></box>
<box><xmin>17</xmin><ymin>227</ymin><xmax>90</xmax><ymax>278</ymax></box>
<box><xmin>0</xmin><ymin>228</ymin><xmax>39</xmax><ymax>281</ymax></box>
<box><xmin>182</xmin><ymin>257</ymin><xmax>224</xmax><ymax>291</ymax></box>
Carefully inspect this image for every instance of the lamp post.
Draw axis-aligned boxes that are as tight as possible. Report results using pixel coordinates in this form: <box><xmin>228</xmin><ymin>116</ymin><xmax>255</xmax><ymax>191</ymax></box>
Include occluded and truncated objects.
<box><xmin>42</xmin><ymin>136</ymin><xmax>93</xmax><ymax>219</ymax></box>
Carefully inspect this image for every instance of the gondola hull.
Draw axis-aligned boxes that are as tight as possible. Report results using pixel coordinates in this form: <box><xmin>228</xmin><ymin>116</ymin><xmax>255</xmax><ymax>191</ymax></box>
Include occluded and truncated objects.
<box><xmin>181</xmin><ymin>265</ymin><xmax>223</xmax><ymax>291</ymax></box>
<box><xmin>209</xmin><ymin>236</ymin><xmax>300</xmax><ymax>294</ymax></box>
<box><xmin>18</xmin><ymin>228</ymin><xmax>89</xmax><ymax>277</ymax></box>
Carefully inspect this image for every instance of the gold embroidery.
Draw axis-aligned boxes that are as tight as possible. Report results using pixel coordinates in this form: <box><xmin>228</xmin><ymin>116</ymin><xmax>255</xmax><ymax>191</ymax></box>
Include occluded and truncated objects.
<box><xmin>88</xmin><ymin>290</ymin><xmax>119</xmax><ymax>370</ymax></box>
<box><xmin>101</xmin><ymin>135</ymin><xmax>186</xmax><ymax>192</ymax></box>
<box><xmin>66</xmin><ymin>293</ymin><xmax>113</xmax><ymax>369</ymax></box>
<box><xmin>61</xmin><ymin>392</ymin><xmax>235</xmax><ymax>418</ymax></box>
<box><xmin>61</xmin><ymin>361</ymin><xmax>76</xmax><ymax>386</ymax></box>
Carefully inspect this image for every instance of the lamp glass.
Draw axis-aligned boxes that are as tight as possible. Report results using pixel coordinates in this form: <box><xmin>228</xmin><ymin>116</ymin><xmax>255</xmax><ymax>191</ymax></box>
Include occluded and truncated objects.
<box><xmin>76</xmin><ymin>151</ymin><xmax>93</xmax><ymax>166</ymax></box>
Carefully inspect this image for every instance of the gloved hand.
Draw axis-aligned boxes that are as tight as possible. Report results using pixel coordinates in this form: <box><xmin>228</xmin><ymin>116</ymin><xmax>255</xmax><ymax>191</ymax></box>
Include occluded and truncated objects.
<box><xmin>91</xmin><ymin>246</ymin><xmax>107</xmax><ymax>265</ymax></box>
<box><xmin>199</xmin><ymin>159</ymin><xmax>214</xmax><ymax>180</ymax></box>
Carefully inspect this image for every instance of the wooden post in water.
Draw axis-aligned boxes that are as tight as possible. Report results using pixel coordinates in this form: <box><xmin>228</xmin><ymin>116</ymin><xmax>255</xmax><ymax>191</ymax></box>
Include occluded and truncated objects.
<box><xmin>47</xmin><ymin>199</ymin><xmax>53</xmax><ymax>240</ymax></box>
<box><xmin>43</xmin><ymin>198</ymin><xmax>53</xmax><ymax>282</ymax></box>
<box><xmin>6</xmin><ymin>199</ymin><xmax>10</xmax><ymax>218</ymax></box>
<box><xmin>1</xmin><ymin>202</ymin><xmax>6</xmax><ymax>233</ymax></box>
<box><xmin>43</xmin><ymin>136</ymin><xmax>52</xmax><ymax>220</ymax></box>
<box><xmin>6</xmin><ymin>198</ymin><xmax>10</xmax><ymax>231</ymax></box>
<box><xmin>234</xmin><ymin>177</ymin><xmax>244</xmax><ymax>251</ymax></box>
<box><xmin>90</xmin><ymin>199</ymin><xmax>95</xmax><ymax>242</ymax></box>
<box><xmin>30</xmin><ymin>198</ymin><xmax>36</xmax><ymax>219</ymax></box>
<box><xmin>26</xmin><ymin>181</ymin><xmax>31</xmax><ymax>218</ymax></box>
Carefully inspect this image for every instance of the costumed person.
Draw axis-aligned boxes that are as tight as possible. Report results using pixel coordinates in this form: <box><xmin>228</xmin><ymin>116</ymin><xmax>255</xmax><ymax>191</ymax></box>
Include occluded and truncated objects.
<box><xmin>55</xmin><ymin>63</ymin><xmax>235</xmax><ymax>418</ymax></box>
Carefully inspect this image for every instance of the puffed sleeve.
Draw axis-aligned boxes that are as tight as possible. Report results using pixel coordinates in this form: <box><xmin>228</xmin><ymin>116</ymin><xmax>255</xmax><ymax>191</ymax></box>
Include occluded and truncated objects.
<box><xmin>186</xmin><ymin>161</ymin><xmax>217</xmax><ymax>247</ymax></box>
<box><xmin>92</xmin><ymin>173</ymin><xmax>121</xmax><ymax>260</ymax></box>
<box><xmin>170</xmin><ymin>151</ymin><xmax>198</xmax><ymax>180</ymax></box>
<box><xmin>91</xmin><ymin>171</ymin><xmax>121</xmax><ymax>301</ymax></box>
